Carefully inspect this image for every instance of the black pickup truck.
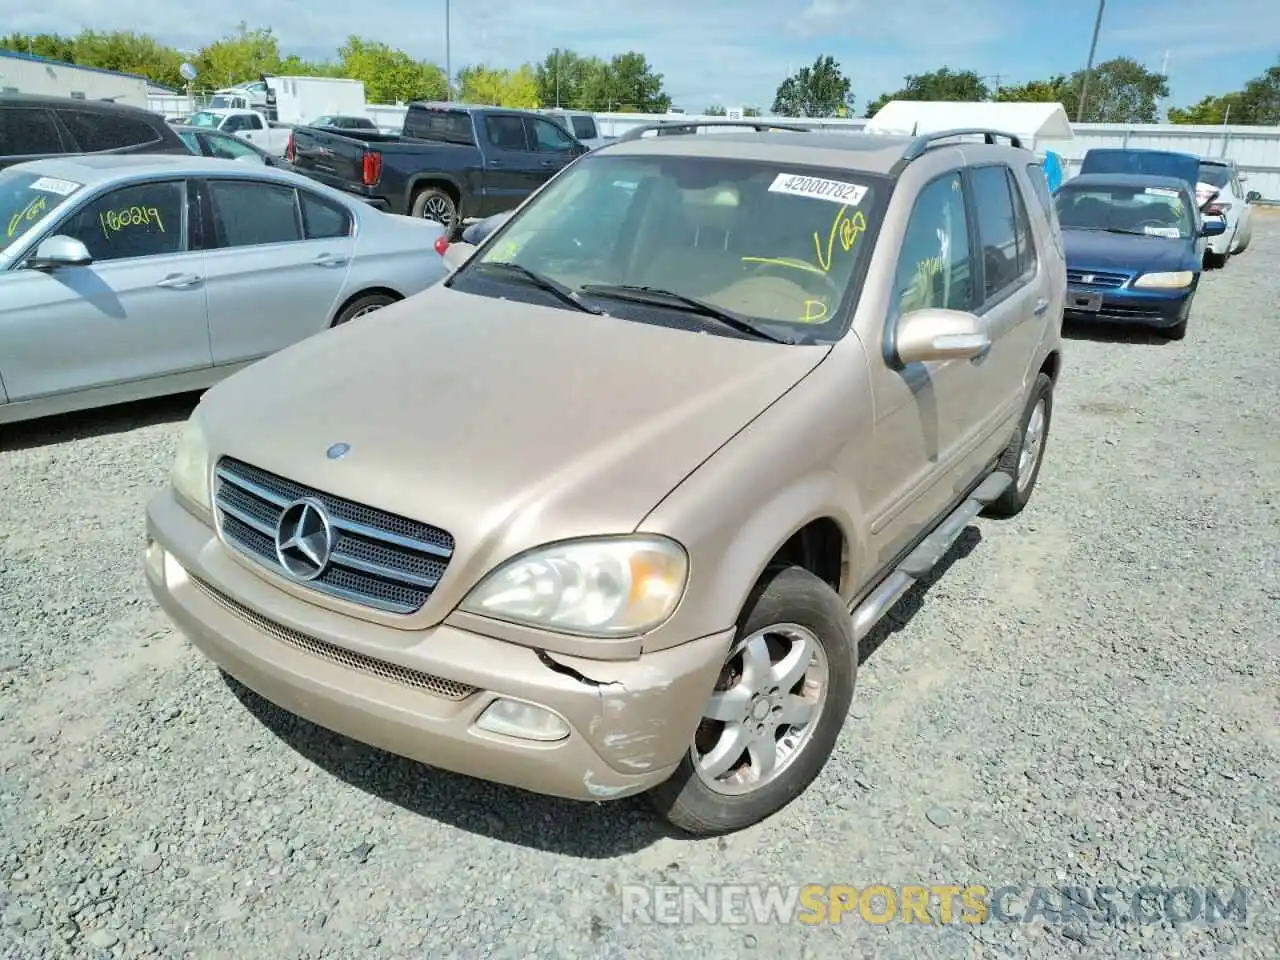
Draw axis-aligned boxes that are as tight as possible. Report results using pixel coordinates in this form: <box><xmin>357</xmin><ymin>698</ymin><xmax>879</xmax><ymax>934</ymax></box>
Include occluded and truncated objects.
<box><xmin>286</xmin><ymin>102</ymin><xmax>588</xmax><ymax>236</ymax></box>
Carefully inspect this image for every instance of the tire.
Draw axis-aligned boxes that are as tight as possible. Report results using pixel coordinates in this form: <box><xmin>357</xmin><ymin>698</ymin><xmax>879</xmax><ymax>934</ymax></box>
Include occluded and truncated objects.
<box><xmin>982</xmin><ymin>371</ymin><xmax>1053</xmax><ymax>519</ymax></box>
<box><xmin>646</xmin><ymin>566</ymin><xmax>856</xmax><ymax>836</ymax></box>
<box><xmin>331</xmin><ymin>292</ymin><xmax>397</xmax><ymax>327</ymax></box>
<box><xmin>1160</xmin><ymin>317</ymin><xmax>1188</xmax><ymax>341</ymax></box>
<box><xmin>411</xmin><ymin>186</ymin><xmax>459</xmax><ymax>238</ymax></box>
<box><xmin>1204</xmin><ymin>249</ymin><xmax>1227</xmax><ymax>269</ymax></box>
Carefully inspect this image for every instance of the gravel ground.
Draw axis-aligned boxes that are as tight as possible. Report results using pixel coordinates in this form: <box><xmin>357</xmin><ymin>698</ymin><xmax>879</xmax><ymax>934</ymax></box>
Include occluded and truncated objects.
<box><xmin>2</xmin><ymin>216</ymin><xmax>1278</xmax><ymax>960</ymax></box>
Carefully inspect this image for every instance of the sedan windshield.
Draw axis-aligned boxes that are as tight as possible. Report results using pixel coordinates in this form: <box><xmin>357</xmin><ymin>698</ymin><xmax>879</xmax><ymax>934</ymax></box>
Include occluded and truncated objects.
<box><xmin>1055</xmin><ymin>184</ymin><xmax>1193</xmax><ymax>239</ymax></box>
<box><xmin>187</xmin><ymin>111</ymin><xmax>222</xmax><ymax>128</ymax></box>
<box><xmin>0</xmin><ymin>170</ymin><xmax>84</xmax><ymax>254</ymax></box>
<box><xmin>452</xmin><ymin>153</ymin><xmax>887</xmax><ymax>342</ymax></box>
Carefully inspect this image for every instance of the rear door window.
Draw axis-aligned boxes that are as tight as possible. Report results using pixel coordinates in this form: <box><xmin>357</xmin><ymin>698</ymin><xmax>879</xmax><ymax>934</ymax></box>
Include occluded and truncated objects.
<box><xmin>570</xmin><ymin>115</ymin><xmax>598</xmax><ymax>140</ymax></box>
<box><xmin>299</xmin><ymin>190</ymin><xmax>352</xmax><ymax>239</ymax></box>
<box><xmin>1005</xmin><ymin>168</ymin><xmax>1037</xmax><ymax>280</ymax></box>
<box><xmin>207</xmin><ymin>179</ymin><xmax>302</xmax><ymax>247</ymax></box>
<box><xmin>0</xmin><ymin>107</ymin><xmax>65</xmax><ymax>155</ymax></box>
<box><xmin>57</xmin><ymin>110</ymin><xmax>160</xmax><ymax>151</ymax></box>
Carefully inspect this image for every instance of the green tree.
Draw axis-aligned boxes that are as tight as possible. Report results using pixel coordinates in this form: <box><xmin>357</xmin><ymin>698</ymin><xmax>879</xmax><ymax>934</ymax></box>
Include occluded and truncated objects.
<box><xmin>71</xmin><ymin>30</ymin><xmax>186</xmax><ymax>88</ymax></box>
<box><xmin>1069</xmin><ymin>56</ymin><xmax>1168</xmax><ymax>122</ymax></box>
<box><xmin>534</xmin><ymin>48</ymin><xmax>608</xmax><ymax>110</ymax></box>
<box><xmin>1167</xmin><ymin>93</ymin><xmax>1242</xmax><ymax>124</ymax></box>
<box><xmin>584</xmin><ymin>52</ymin><xmax>669</xmax><ymax>112</ymax></box>
<box><xmin>704</xmin><ymin>104</ymin><xmax>727</xmax><ymax>116</ymax></box>
<box><xmin>1172</xmin><ymin>58</ymin><xmax>1279</xmax><ymax>125</ymax></box>
<box><xmin>458</xmin><ymin>64</ymin><xmax>539</xmax><ymax>107</ymax></box>
<box><xmin>864</xmin><ymin>66</ymin><xmax>990</xmax><ymax>117</ymax></box>
<box><xmin>995</xmin><ymin>75</ymin><xmax>1072</xmax><ymax>104</ymax></box>
<box><xmin>195</xmin><ymin>22</ymin><xmax>285</xmax><ymax>88</ymax></box>
<box><xmin>337</xmin><ymin>36</ymin><xmax>447</xmax><ymax>104</ymax></box>
<box><xmin>772</xmin><ymin>55</ymin><xmax>853</xmax><ymax>117</ymax></box>
<box><xmin>0</xmin><ymin>32</ymin><xmax>78</xmax><ymax>63</ymax></box>
<box><xmin>743</xmin><ymin>106</ymin><xmax>761</xmax><ymax>117</ymax></box>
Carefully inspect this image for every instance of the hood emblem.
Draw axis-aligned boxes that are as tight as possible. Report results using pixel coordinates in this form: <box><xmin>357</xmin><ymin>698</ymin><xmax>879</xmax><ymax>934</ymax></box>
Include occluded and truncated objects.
<box><xmin>274</xmin><ymin>498</ymin><xmax>336</xmax><ymax>581</ymax></box>
<box><xmin>326</xmin><ymin>442</ymin><xmax>351</xmax><ymax>460</ymax></box>
<box><xmin>1081</xmin><ymin>274</ymin><xmax>1094</xmax><ymax>284</ymax></box>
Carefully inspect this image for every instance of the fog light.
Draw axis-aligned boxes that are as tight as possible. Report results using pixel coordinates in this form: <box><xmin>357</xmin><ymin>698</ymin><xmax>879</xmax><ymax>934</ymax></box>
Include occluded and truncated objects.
<box><xmin>474</xmin><ymin>698</ymin><xmax>570</xmax><ymax>742</ymax></box>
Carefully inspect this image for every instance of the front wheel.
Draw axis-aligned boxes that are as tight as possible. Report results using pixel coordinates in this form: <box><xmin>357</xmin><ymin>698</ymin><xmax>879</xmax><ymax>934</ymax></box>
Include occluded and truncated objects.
<box><xmin>646</xmin><ymin>566</ymin><xmax>856</xmax><ymax>836</ymax></box>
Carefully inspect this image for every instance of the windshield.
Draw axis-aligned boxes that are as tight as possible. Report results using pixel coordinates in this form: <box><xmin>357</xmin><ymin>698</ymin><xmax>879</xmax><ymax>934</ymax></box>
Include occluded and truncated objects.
<box><xmin>1198</xmin><ymin>163</ymin><xmax>1231</xmax><ymax>189</ymax></box>
<box><xmin>453</xmin><ymin>153</ymin><xmax>887</xmax><ymax>342</ymax></box>
<box><xmin>187</xmin><ymin>112</ymin><xmax>223</xmax><ymax>128</ymax></box>
<box><xmin>1</xmin><ymin>170</ymin><xmax>84</xmax><ymax>255</ymax></box>
<box><xmin>1055</xmin><ymin>183</ymin><xmax>1192</xmax><ymax>239</ymax></box>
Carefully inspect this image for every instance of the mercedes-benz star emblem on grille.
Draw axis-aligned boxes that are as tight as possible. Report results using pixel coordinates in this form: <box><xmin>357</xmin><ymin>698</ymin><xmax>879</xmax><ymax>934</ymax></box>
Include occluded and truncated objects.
<box><xmin>274</xmin><ymin>498</ymin><xmax>336</xmax><ymax>581</ymax></box>
<box><xmin>326</xmin><ymin>442</ymin><xmax>351</xmax><ymax>460</ymax></box>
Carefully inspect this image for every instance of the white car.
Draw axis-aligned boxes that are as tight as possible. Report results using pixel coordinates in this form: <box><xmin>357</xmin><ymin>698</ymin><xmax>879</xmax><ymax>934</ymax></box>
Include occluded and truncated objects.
<box><xmin>1198</xmin><ymin>158</ymin><xmax>1254</xmax><ymax>267</ymax></box>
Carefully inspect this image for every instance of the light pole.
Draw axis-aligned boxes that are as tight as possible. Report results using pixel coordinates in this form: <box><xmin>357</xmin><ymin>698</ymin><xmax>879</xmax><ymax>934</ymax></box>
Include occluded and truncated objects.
<box><xmin>445</xmin><ymin>0</ymin><xmax>453</xmax><ymax>101</ymax></box>
<box><xmin>1076</xmin><ymin>0</ymin><xmax>1106</xmax><ymax>123</ymax></box>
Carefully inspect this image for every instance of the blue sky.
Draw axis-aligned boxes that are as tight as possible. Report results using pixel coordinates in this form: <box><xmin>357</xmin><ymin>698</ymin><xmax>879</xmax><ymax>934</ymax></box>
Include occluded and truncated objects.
<box><xmin>10</xmin><ymin>0</ymin><xmax>1279</xmax><ymax>113</ymax></box>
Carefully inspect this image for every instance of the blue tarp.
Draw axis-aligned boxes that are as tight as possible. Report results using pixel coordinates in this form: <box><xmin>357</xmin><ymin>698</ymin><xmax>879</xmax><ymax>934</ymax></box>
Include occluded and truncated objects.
<box><xmin>1042</xmin><ymin>150</ymin><xmax>1065</xmax><ymax>192</ymax></box>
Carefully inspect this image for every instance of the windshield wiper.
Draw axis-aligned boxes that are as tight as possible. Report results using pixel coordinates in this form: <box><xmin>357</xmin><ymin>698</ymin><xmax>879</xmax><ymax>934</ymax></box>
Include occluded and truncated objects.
<box><xmin>579</xmin><ymin>283</ymin><xmax>795</xmax><ymax>344</ymax></box>
<box><xmin>474</xmin><ymin>261</ymin><xmax>603</xmax><ymax>314</ymax></box>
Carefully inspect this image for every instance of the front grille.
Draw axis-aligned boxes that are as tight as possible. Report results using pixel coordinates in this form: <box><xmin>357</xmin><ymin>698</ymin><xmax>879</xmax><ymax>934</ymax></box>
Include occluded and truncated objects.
<box><xmin>1067</xmin><ymin>269</ymin><xmax>1128</xmax><ymax>289</ymax></box>
<box><xmin>190</xmin><ymin>575</ymin><xmax>476</xmax><ymax>700</ymax></box>
<box><xmin>213</xmin><ymin>457</ymin><xmax>455</xmax><ymax>615</ymax></box>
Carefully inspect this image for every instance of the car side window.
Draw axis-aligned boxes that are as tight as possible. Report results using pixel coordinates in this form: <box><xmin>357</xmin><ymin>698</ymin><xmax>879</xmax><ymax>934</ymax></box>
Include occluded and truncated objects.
<box><xmin>0</xmin><ymin>107</ymin><xmax>65</xmax><ymax>155</ymax></box>
<box><xmin>892</xmin><ymin>172</ymin><xmax>973</xmax><ymax>315</ymax></box>
<box><xmin>222</xmin><ymin>116</ymin><xmax>246</xmax><ymax>134</ymax></box>
<box><xmin>1005</xmin><ymin>168</ymin><xmax>1037</xmax><ymax>281</ymax></box>
<box><xmin>571</xmin><ymin>115</ymin><xmax>598</xmax><ymax>140</ymax></box>
<box><xmin>205</xmin><ymin>134</ymin><xmax>256</xmax><ymax>160</ymax></box>
<box><xmin>244</xmin><ymin>114</ymin><xmax>264</xmax><ymax>130</ymax></box>
<box><xmin>60</xmin><ymin>180</ymin><xmax>186</xmax><ymax>262</ymax></box>
<box><xmin>58</xmin><ymin>110</ymin><xmax>159</xmax><ymax>151</ymax></box>
<box><xmin>207</xmin><ymin>180</ymin><xmax>301</xmax><ymax>247</ymax></box>
<box><xmin>969</xmin><ymin>164</ymin><xmax>1025</xmax><ymax>303</ymax></box>
<box><xmin>485</xmin><ymin>115</ymin><xmax>529</xmax><ymax>151</ymax></box>
<box><xmin>299</xmin><ymin>190</ymin><xmax>352</xmax><ymax>239</ymax></box>
<box><xmin>527</xmin><ymin>117</ymin><xmax>577</xmax><ymax>153</ymax></box>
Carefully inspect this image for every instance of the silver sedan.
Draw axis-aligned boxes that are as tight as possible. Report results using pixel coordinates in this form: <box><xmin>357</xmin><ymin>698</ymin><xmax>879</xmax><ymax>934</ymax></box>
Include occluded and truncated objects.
<box><xmin>0</xmin><ymin>154</ymin><xmax>449</xmax><ymax>425</ymax></box>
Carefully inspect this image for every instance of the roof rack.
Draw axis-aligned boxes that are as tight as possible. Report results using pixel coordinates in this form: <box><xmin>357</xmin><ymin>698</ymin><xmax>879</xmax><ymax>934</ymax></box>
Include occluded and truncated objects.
<box><xmin>613</xmin><ymin>119</ymin><xmax>813</xmax><ymax>143</ymax></box>
<box><xmin>899</xmin><ymin>128</ymin><xmax>1024</xmax><ymax>163</ymax></box>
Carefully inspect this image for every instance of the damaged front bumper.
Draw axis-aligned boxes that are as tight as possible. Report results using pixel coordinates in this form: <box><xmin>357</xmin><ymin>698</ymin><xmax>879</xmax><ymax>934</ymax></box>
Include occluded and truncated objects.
<box><xmin>144</xmin><ymin>488</ymin><xmax>732</xmax><ymax>802</ymax></box>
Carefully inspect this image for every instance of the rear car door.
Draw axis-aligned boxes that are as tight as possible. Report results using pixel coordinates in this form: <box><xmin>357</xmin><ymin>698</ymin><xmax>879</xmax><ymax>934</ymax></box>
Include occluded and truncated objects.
<box><xmin>524</xmin><ymin>116</ymin><xmax>582</xmax><ymax>183</ymax></box>
<box><xmin>965</xmin><ymin>163</ymin><xmax>1043</xmax><ymax>431</ymax></box>
<box><xmin>54</xmin><ymin>108</ymin><xmax>164</xmax><ymax>155</ymax></box>
<box><xmin>479</xmin><ymin>114</ymin><xmax>541</xmax><ymax>214</ymax></box>
<box><xmin>0</xmin><ymin>177</ymin><xmax>211</xmax><ymax>400</ymax></box>
<box><xmin>0</xmin><ymin>105</ymin><xmax>70</xmax><ymax>166</ymax></box>
<box><xmin>200</xmin><ymin>176</ymin><xmax>355</xmax><ymax>364</ymax></box>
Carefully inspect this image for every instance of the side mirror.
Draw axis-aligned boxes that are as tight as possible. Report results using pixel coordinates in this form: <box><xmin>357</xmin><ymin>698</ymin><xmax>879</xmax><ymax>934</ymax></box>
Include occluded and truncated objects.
<box><xmin>26</xmin><ymin>235</ymin><xmax>93</xmax><ymax>271</ymax></box>
<box><xmin>1200</xmin><ymin>218</ymin><xmax>1227</xmax><ymax>237</ymax></box>
<box><xmin>1246</xmin><ymin>190</ymin><xmax>1261</xmax><ymax>203</ymax></box>
<box><xmin>892</xmin><ymin>308</ymin><xmax>990</xmax><ymax>366</ymax></box>
<box><xmin>441</xmin><ymin>241</ymin><xmax>477</xmax><ymax>272</ymax></box>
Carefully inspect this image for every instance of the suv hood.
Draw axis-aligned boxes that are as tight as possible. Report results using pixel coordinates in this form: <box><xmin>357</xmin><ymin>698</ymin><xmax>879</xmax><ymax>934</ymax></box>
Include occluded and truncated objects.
<box><xmin>199</xmin><ymin>283</ymin><xmax>828</xmax><ymax>609</ymax></box>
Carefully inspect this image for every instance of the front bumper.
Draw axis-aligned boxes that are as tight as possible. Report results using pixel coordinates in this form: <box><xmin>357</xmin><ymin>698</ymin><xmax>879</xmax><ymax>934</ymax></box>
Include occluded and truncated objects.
<box><xmin>1064</xmin><ymin>283</ymin><xmax>1193</xmax><ymax>328</ymax></box>
<box><xmin>144</xmin><ymin>488</ymin><xmax>731</xmax><ymax>802</ymax></box>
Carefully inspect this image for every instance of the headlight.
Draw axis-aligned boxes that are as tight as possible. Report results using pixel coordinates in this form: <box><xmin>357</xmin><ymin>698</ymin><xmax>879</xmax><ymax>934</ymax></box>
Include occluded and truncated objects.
<box><xmin>1133</xmin><ymin>271</ymin><xmax>1193</xmax><ymax>289</ymax></box>
<box><xmin>171</xmin><ymin>410</ymin><xmax>210</xmax><ymax>512</ymax></box>
<box><xmin>458</xmin><ymin>536</ymin><xmax>688</xmax><ymax>637</ymax></box>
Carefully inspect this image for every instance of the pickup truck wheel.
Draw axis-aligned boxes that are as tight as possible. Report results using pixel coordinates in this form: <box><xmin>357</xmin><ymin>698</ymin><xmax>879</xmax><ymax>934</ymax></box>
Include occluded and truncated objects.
<box><xmin>411</xmin><ymin>187</ymin><xmax>459</xmax><ymax>237</ymax></box>
<box><xmin>332</xmin><ymin>293</ymin><xmax>397</xmax><ymax>326</ymax></box>
<box><xmin>982</xmin><ymin>371</ymin><xmax>1053</xmax><ymax>519</ymax></box>
<box><xmin>646</xmin><ymin>566</ymin><xmax>856</xmax><ymax>836</ymax></box>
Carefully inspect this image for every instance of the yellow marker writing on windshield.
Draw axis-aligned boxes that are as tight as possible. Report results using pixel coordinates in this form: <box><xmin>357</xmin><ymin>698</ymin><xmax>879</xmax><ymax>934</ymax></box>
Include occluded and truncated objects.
<box><xmin>800</xmin><ymin>300</ymin><xmax>829</xmax><ymax>323</ymax></box>
<box><xmin>7</xmin><ymin>195</ymin><xmax>47</xmax><ymax>238</ymax></box>
<box><xmin>815</xmin><ymin>205</ymin><xmax>866</xmax><ymax>272</ymax></box>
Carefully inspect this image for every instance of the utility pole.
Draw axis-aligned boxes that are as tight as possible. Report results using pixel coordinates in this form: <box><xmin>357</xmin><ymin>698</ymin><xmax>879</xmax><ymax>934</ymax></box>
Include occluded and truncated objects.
<box><xmin>444</xmin><ymin>0</ymin><xmax>453</xmax><ymax>101</ymax></box>
<box><xmin>1076</xmin><ymin>0</ymin><xmax>1106</xmax><ymax>123</ymax></box>
<box><xmin>555</xmin><ymin>49</ymin><xmax>560</xmax><ymax>107</ymax></box>
<box><xmin>1158</xmin><ymin>49</ymin><xmax>1170</xmax><ymax>119</ymax></box>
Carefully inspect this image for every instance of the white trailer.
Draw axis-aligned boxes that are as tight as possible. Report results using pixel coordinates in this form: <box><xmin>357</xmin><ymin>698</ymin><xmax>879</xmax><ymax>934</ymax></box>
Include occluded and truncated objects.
<box><xmin>264</xmin><ymin>76</ymin><xmax>367</xmax><ymax>125</ymax></box>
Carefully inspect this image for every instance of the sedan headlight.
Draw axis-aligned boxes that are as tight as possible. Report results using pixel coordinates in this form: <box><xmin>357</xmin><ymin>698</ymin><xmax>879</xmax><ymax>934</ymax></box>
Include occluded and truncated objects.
<box><xmin>171</xmin><ymin>410</ymin><xmax>211</xmax><ymax>513</ymax></box>
<box><xmin>459</xmin><ymin>536</ymin><xmax>688</xmax><ymax>637</ymax></box>
<box><xmin>1133</xmin><ymin>271</ymin><xmax>1193</xmax><ymax>289</ymax></box>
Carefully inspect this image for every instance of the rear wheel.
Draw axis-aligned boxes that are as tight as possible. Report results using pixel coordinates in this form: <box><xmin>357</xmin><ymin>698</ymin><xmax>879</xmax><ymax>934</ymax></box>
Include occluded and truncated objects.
<box><xmin>411</xmin><ymin>187</ymin><xmax>459</xmax><ymax>238</ymax></box>
<box><xmin>332</xmin><ymin>292</ymin><xmax>397</xmax><ymax>326</ymax></box>
<box><xmin>983</xmin><ymin>372</ymin><xmax>1053</xmax><ymax>519</ymax></box>
<box><xmin>646</xmin><ymin>566</ymin><xmax>856</xmax><ymax>836</ymax></box>
<box><xmin>1204</xmin><ymin>249</ymin><xmax>1228</xmax><ymax>269</ymax></box>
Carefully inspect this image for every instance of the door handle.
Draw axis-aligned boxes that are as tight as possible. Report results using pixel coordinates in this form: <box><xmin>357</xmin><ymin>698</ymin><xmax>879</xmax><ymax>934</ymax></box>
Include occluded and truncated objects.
<box><xmin>1034</xmin><ymin>297</ymin><xmax>1050</xmax><ymax>316</ymax></box>
<box><xmin>155</xmin><ymin>273</ymin><xmax>201</xmax><ymax>289</ymax></box>
<box><xmin>312</xmin><ymin>254</ymin><xmax>348</xmax><ymax>268</ymax></box>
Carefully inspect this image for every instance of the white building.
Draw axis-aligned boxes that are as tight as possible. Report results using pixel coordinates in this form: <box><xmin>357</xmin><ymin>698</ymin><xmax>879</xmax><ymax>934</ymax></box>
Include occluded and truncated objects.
<box><xmin>0</xmin><ymin>49</ymin><xmax>152</xmax><ymax>109</ymax></box>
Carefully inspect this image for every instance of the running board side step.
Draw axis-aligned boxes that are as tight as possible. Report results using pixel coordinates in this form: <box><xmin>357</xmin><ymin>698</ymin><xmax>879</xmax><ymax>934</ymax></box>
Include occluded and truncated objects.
<box><xmin>850</xmin><ymin>472</ymin><xmax>1011</xmax><ymax>643</ymax></box>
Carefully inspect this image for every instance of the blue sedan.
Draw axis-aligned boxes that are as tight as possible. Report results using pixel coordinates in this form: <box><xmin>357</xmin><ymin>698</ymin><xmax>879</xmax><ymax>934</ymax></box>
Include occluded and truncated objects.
<box><xmin>1054</xmin><ymin>173</ymin><xmax>1225</xmax><ymax>341</ymax></box>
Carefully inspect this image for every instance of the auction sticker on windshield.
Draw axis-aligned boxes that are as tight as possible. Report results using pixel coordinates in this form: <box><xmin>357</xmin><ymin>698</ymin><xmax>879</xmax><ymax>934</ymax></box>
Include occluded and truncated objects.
<box><xmin>29</xmin><ymin>176</ymin><xmax>81</xmax><ymax>196</ymax></box>
<box><xmin>1144</xmin><ymin>226</ymin><xmax>1181</xmax><ymax>238</ymax></box>
<box><xmin>769</xmin><ymin>173</ymin><xmax>868</xmax><ymax>206</ymax></box>
<box><xmin>1144</xmin><ymin>187</ymin><xmax>1180</xmax><ymax>199</ymax></box>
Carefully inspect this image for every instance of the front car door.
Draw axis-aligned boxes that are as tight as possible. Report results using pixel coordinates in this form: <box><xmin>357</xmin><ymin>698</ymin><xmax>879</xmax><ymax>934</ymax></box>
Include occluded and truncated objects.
<box><xmin>964</xmin><ymin>163</ymin><xmax>1044</xmax><ymax>434</ymax></box>
<box><xmin>0</xmin><ymin>176</ymin><xmax>211</xmax><ymax>400</ymax></box>
<box><xmin>524</xmin><ymin>116</ymin><xmax>582</xmax><ymax>183</ymax></box>
<box><xmin>862</xmin><ymin>168</ymin><xmax>993</xmax><ymax>565</ymax></box>
<box><xmin>199</xmin><ymin>176</ymin><xmax>355</xmax><ymax>364</ymax></box>
<box><xmin>479</xmin><ymin>113</ymin><xmax>539</xmax><ymax>215</ymax></box>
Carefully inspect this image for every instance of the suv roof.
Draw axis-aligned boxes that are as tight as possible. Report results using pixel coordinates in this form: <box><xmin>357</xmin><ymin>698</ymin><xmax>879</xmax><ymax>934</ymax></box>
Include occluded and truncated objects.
<box><xmin>601</xmin><ymin>123</ymin><xmax>1030</xmax><ymax>178</ymax></box>
<box><xmin>0</xmin><ymin>92</ymin><xmax>156</xmax><ymax>115</ymax></box>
